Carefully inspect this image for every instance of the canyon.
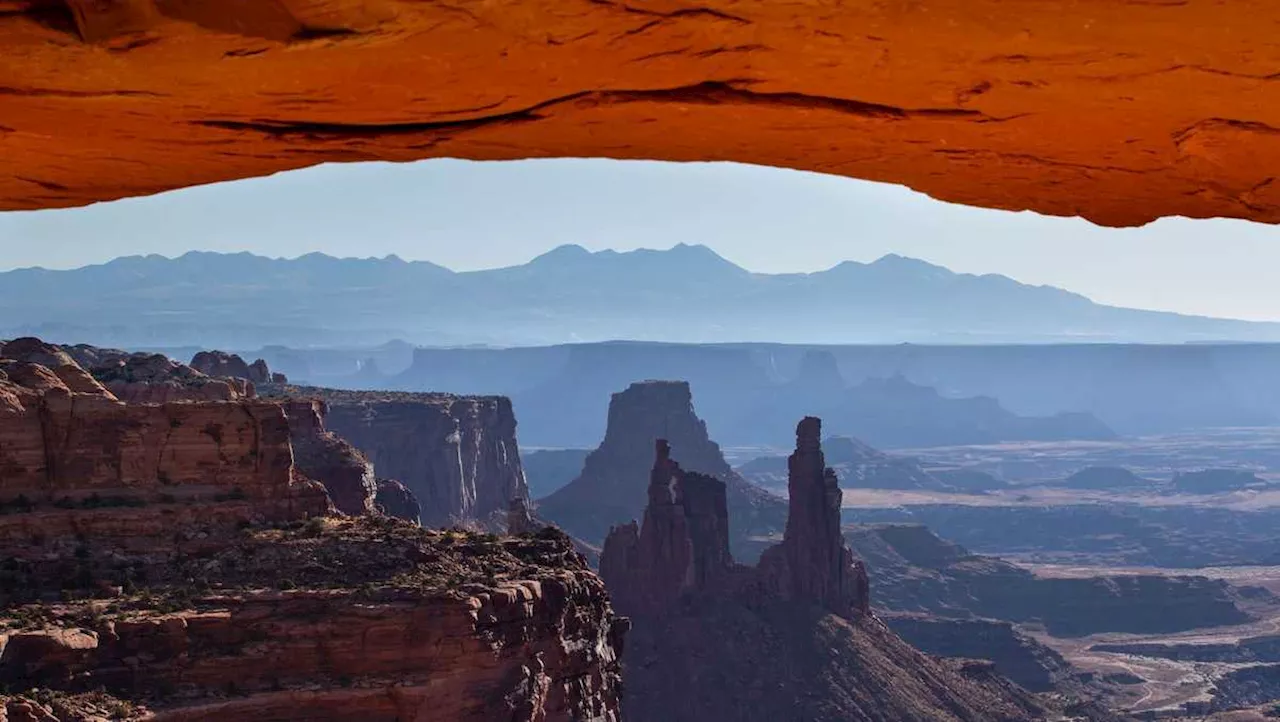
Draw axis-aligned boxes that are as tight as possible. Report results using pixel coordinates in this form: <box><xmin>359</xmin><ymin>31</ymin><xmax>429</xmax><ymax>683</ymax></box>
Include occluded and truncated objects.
<box><xmin>0</xmin><ymin>340</ymin><xmax>623</xmax><ymax>720</ymax></box>
<box><xmin>265</xmin><ymin>386</ymin><xmax>530</xmax><ymax>529</ymax></box>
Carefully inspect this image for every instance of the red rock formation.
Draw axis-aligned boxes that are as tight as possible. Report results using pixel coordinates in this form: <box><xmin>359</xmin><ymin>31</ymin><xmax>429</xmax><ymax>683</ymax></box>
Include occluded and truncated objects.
<box><xmin>283</xmin><ymin>387</ymin><xmax>529</xmax><ymax>528</ymax></box>
<box><xmin>189</xmin><ymin>350</ymin><xmax>273</xmax><ymax>385</ymax></box>
<box><xmin>282</xmin><ymin>399</ymin><xmax>378</xmax><ymax>516</ymax></box>
<box><xmin>539</xmin><ymin>381</ymin><xmax>786</xmax><ymax>559</ymax></box>
<box><xmin>0</xmin><ymin>345</ymin><xmax>624</xmax><ymax>721</ymax></box>
<box><xmin>2</xmin><ymin>1</ymin><xmax>1280</xmax><ymax>229</ymax></box>
<box><xmin>600</xmin><ymin>440</ymin><xmax>732</xmax><ymax>615</ymax></box>
<box><xmin>0</xmin><ymin>519</ymin><xmax>625</xmax><ymax>722</ymax></box>
<box><xmin>600</xmin><ymin>422</ymin><xmax>1044</xmax><ymax>722</ymax></box>
<box><xmin>0</xmin><ymin>354</ymin><xmax>331</xmax><ymax>564</ymax></box>
<box><xmin>92</xmin><ymin>353</ymin><xmax>250</xmax><ymax>403</ymax></box>
<box><xmin>0</xmin><ymin>338</ymin><xmax>77</xmax><ymax>370</ymax></box>
<box><xmin>757</xmin><ymin>417</ymin><xmax>870</xmax><ymax>618</ymax></box>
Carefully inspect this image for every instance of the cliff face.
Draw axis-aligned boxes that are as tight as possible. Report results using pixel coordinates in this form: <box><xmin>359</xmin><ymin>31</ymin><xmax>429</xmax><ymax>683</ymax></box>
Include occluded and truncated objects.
<box><xmin>599</xmin><ymin>422</ymin><xmax>1045</xmax><ymax>722</ymax></box>
<box><xmin>268</xmin><ymin>387</ymin><xmax>529</xmax><ymax>529</ymax></box>
<box><xmin>282</xmin><ymin>399</ymin><xmax>379</xmax><ymax>517</ymax></box>
<box><xmin>539</xmin><ymin>381</ymin><xmax>786</xmax><ymax>560</ymax></box>
<box><xmin>0</xmin><ymin>359</ymin><xmax>331</xmax><ymax>570</ymax></box>
<box><xmin>0</xmin><ymin>362</ymin><xmax>317</xmax><ymax>514</ymax></box>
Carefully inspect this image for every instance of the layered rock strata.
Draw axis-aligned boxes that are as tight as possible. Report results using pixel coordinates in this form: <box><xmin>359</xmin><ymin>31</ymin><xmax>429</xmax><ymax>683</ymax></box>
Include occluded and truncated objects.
<box><xmin>0</xmin><ymin>518</ymin><xmax>625</xmax><ymax>722</ymax></box>
<box><xmin>267</xmin><ymin>387</ymin><xmax>529</xmax><ymax>528</ymax></box>
<box><xmin>4</xmin><ymin>0</ymin><xmax>1280</xmax><ymax>230</ymax></box>
<box><xmin>0</xmin><ymin>344</ymin><xmax>625</xmax><ymax>721</ymax></box>
<box><xmin>282</xmin><ymin>399</ymin><xmax>379</xmax><ymax>517</ymax></box>
<box><xmin>0</xmin><ymin>360</ymin><xmax>331</xmax><ymax>574</ymax></box>
<box><xmin>599</xmin><ymin>423</ymin><xmax>1045</xmax><ymax>722</ymax></box>
<box><xmin>539</xmin><ymin>380</ymin><xmax>786</xmax><ymax>560</ymax></box>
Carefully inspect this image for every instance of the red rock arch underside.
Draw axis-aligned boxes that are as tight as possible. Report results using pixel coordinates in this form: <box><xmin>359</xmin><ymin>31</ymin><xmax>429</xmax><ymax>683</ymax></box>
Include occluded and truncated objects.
<box><xmin>2</xmin><ymin>0</ymin><xmax>1279</xmax><ymax>226</ymax></box>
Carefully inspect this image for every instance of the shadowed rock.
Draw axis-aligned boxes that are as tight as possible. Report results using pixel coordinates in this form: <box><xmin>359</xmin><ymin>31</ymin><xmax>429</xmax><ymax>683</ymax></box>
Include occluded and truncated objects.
<box><xmin>539</xmin><ymin>380</ymin><xmax>786</xmax><ymax>560</ymax></box>
<box><xmin>758</xmin><ymin>417</ymin><xmax>869</xmax><ymax>617</ymax></box>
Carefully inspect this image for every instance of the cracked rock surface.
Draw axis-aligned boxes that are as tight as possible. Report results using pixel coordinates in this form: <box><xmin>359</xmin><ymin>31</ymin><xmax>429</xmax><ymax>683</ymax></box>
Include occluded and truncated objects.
<box><xmin>2</xmin><ymin>0</ymin><xmax>1279</xmax><ymax>225</ymax></box>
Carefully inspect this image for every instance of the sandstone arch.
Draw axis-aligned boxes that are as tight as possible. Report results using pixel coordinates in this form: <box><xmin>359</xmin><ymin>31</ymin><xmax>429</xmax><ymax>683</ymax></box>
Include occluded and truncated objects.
<box><xmin>2</xmin><ymin>0</ymin><xmax>1279</xmax><ymax>226</ymax></box>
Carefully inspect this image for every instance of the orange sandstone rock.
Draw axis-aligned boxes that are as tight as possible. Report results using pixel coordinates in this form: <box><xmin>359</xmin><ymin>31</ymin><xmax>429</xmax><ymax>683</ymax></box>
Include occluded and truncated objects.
<box><xmin>2</xmin><ymin>1</ymin><xmax>1280</xmax><ymax>225</ymax></box>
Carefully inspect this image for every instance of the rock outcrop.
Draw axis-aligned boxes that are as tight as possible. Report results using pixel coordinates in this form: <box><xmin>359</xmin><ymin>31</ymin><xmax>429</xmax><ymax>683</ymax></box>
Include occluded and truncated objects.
<box><xmin>539</xmin><ymin>381</ymin><xmax>786</xmax><ymax>561</ymax></box>
<box><xmin>5</xmin><ymin>1</ymin><xmax>1280</xmax><ymax>230</ymax></box>
<box><xmin>282</xmin><ymin>399</ymin><xmax>379</xmax><ymax>517</ymax></box>
<box><xmin>600</xmin><ymin>423</ymin><xmax>1047</xmax><ymax>722</ymax></box>
<box><xmin>190</xmin><ymin>350</ymin><xmax>275</xmax><ymax>385</ymax></box>
<box><xmin>599</xmin><ymin>440</ymin><xmax>733</xmax><ymax>616</ymax></box>
<box><xmin>374</xmin><ymin>478</ymin><xmax>421</xmax><ymax>523</ymax></box>
<box><xmin>0</xmin><ymin>518</ymin><xmax>625</xmax><ymax>722</ymax></box>
<box><xmin>92</xmin><ymin>352</ymin><xmax>252</xmax><ymax>403</ymax></box>
<box><xmin>0</xmin><ymin>360</ymin><xmax>331</xmax><ymax>565</ymax></box>
<box><xmin>264</xmin><ymin>386</ymin><xmax>530</xmax><ymax>528</ymax></box>
<box><xmin>2</xmin><ymin>339</ymin><xmax>254</xmax><ymax>403</ymax></box>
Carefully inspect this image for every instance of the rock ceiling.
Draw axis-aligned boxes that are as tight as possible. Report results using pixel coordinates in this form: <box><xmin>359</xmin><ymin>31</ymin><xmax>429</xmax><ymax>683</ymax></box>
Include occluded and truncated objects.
<box><xmin>2</xmin><ymin>0</ymin><xmax>1279</xmax><ymax>225</ymax></box>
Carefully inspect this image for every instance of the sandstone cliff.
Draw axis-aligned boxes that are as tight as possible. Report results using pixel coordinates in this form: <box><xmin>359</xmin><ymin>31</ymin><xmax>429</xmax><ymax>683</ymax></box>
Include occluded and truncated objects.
<box><xmin>281</xmin><ymin>399</ymin><xmax>379</xmax><ymax>517</ymax></box>
<box><xmin>266</xmin><ymin>387</ymin><xmax>529</xmax><ymax>528</ymax></box>
<box><xmin>0</xmin><ymin>518</ymin><xmax>625</xmax><ymax>722</ymax></box>
<box><xmin>539</xmin><ymin>380</ymin><xmax>786</xmax><ymax>561</ymax></box>
<box><xmin>599</xmin><ymin>421</ymin><xmax>1048</xmax><ymax>722</ymax></box>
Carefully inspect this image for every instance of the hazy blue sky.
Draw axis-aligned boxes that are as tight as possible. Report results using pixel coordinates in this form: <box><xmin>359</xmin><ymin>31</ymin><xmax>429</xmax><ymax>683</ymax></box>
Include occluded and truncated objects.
<box><xmin>1</xmin><ymin>158</ymin><xmax>1277</xmax><ymax>320</ymax></box>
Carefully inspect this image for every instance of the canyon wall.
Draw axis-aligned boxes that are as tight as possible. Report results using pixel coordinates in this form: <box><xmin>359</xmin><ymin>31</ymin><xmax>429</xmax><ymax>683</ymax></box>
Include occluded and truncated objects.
<box><xmin>0</xmin><ymin>362</ymin><xmax>318</xmax><ymax>514</ymax></box>
<box><xmin>298</xmin><ymin>388</ymin><xmax>529</xmax><ymax>528</ymax></box>
<box><xmin>281</xmin><ymin>399</ymin><xmax>379</xmax><ymax>517</ymax></box>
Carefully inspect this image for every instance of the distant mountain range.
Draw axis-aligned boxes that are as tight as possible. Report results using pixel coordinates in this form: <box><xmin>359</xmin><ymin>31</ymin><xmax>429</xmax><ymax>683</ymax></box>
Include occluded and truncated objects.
<box><xmin>4</xmin><ymin>245</ymin><xmax>1279</xmax><ymax>347</ymax></box>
